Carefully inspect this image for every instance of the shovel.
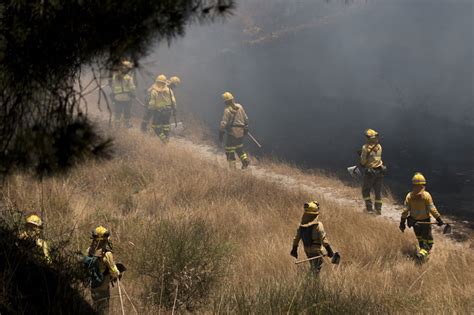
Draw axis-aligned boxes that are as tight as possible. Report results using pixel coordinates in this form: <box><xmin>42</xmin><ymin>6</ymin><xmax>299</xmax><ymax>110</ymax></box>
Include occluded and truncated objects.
<box><xmin>295</xmin><ymin>252</ymin><xmax>341</xmax><ymax>265</ymax></box>
<box><xmin>415</xmin><ymin>222</ymin><xmax>453</xmax><ymax>234</ymax></box>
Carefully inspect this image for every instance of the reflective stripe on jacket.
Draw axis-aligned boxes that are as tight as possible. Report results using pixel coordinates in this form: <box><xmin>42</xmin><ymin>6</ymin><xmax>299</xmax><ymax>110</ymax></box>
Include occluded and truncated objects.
<box><xmin>148</xmin><ymin>85</ymin><xmax>176</xmax><ymax>110</ymax></box>
<box><xmin>112</xmin><ymin>73</ymin><xmax>135</xmax><ymax>102</ymax></box>
<box><xmin>401</xmin><ymin>190</ymin><xmax>441</xmax><ymax>220</ymax></box>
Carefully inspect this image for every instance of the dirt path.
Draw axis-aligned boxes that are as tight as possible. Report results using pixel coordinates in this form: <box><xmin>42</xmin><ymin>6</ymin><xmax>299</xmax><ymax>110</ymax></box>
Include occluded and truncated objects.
<box><xmin>120</xmin><ymin>125</ymin><xmax>470</xmax><ymax>244</ymax></box>
<box><xmin>170</xmin><ymin>135</ymin><xmax>470</xmax><ymax>245</ymax></box>
<box><xmin>173</xmin><ymin>137</ymin><xmax>403</xmax><ymax>221</ymax></box>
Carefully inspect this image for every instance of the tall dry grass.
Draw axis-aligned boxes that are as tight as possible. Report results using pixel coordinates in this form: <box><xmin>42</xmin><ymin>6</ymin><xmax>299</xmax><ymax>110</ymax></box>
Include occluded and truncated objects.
<box><xmin>2</xmin><ymin>129</ymin><xmax>473</xmax><ymax>314</ymax></box>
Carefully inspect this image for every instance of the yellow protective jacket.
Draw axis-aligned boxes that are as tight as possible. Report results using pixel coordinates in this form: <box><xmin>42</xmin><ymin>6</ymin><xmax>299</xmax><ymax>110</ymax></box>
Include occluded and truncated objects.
<box><xmin>148</xmin><ymin>84</ymin><xmax>176</xmax><ymax>110</ymax></box>
<box><xmin>112</xmin><ymin>72</ymin><xmax>136</xmax><ymax>102</ymax></box>
<box><xmin>401</xmin><ymin>190</ymin><xmax>441</xmax><ymax>220</ymax></box>
<box><xmin>19</xmin><ymin>231</ymin><xmax>51</xmax><ymax>263</ymax></box>
<box><xmin>360</xmin><ymin>143</ymin><xmax>383</xmax><ymax>169</ymax></box>
<box><xmin>87</xmin><ymin>247</ymin><xmax>120</xmax><ymax>279</ymax></box>
<box><xmin>292</xmin><ymin>217</ymin><xmax>330</xmax><ymax>255</ymax></box>
<box><xmin>220</xmin><ymin>104</ymin><xmax>248</xmax><ymax>138</ymax></box>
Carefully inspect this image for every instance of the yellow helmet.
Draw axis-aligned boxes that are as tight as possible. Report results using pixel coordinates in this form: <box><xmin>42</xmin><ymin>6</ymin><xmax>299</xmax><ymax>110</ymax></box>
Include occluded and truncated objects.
<box><xmin>169</xmin><ymin>76</ymin><xmax>181</xmax><ymax>85</ymax></box>
<box><xmin>26</xmin><ymin>214</ymin><xmax>42</xmax><ymax>228</ymax></box>
<box><xmin>365</xmin><ymin>129</ymin><xmax>379</xmax><ymax>139</ymax></box>
<box><xmin>303</xmin><ymin>201</ymin><xmax>320</xmax><ymax>215</ymax></box>
<box><xmin>92</xmin><ymin>226</ymin><xmax>110</xmax><ymax>240</ymax></box>
<box><xmin>412</xmin><ymin>172</ymin><xmax>426</xmax><ymax>185</ymax></box>
<box><xmin>155</xmin><ymin>74</ymin><xmax>167</xmax><ymax>84</ymax></box>
<box><xmin>222</xmin><ymin>92</ymin><xmax>234</xmax><ymax>102</ymax></box>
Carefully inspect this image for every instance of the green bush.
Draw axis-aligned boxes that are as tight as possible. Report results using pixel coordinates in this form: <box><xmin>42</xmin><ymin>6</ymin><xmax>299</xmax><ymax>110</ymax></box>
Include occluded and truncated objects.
<box><xmin>132</xmin><ymin>217</ymin><xmax>229</xmax><ymax>311</ymax></box>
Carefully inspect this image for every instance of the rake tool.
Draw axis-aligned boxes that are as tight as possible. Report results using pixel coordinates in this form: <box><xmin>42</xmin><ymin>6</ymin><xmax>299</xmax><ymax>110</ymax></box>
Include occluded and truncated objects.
<box><xmin>415</xmin><ymin>221</ymin><xmax>453</xmax><ymax>234</ymax></box>
<box><xmin>294</xmin><ymin>252</ymin><xmax>341</xmax><ymax>265</ymax></box>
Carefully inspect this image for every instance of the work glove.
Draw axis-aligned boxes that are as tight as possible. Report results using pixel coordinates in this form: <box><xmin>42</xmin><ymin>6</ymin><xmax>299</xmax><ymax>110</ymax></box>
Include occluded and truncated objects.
<box><xmin>290</xmin><ymin>246</ymin><xmax>298</xmax><ymax>259</ymax></box>
<box><xmin>325</xmin><ymin>245</ymin><xmax>335</xmax><ymax>258</ymax></box>
<box><xmin>399</xmin><ymin>218</ymin><xmax>406</xmax><ymax>232</ymax></box>
<box><xmin>436</xmin><ymin>217</ymin><xmax>444</xmax><ymax>226</ymax></box>
<box><xmin>218</xmin><ymin>131</ymin><xmax>224</xmax><ymax>143</ymax></box>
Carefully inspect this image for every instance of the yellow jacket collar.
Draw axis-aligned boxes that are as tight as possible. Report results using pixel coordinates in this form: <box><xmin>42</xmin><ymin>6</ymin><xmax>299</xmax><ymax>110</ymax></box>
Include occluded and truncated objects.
<box><xmin>300</xmin><ymin>215</ymin><xmax>319</xmax><ymax>227</ymax></box>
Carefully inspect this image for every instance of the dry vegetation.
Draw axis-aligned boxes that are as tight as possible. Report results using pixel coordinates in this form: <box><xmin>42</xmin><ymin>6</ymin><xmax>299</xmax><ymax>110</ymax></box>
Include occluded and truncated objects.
<box><xmin>2</xmin><ymin>130</ymin><xmax>473</xmax><ymax>314</ymax></box>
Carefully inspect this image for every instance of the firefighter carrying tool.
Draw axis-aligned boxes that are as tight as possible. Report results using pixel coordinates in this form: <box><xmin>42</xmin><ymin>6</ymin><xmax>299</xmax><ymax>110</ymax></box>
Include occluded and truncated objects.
<box><xmin>360</xmin><ymin>129</ymin><xmax>386</xmax><ymax>215</ymax></box>
<box><xmin>219</xmin><ymin>92</ymin><xmax>250</xmax><ymax>169</ymax></box>
<box><xmin>399</xmin><ymin>172</ymin><xmax>445</xmax><ymax>263</ymax></box>
<box><xmin>290</xmin><ymin>201</ymin><xmax>339</xmax><ymax>274</ymax></box>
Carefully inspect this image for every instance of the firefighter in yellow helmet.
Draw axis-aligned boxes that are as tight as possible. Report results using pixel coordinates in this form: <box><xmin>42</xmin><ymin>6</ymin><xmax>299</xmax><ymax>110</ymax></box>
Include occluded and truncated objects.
<box><xmin>168</xmin><ymin>76</ymin><xmax>181</xmax><ymax>90</ymax></box>
<box><xmin>110</xmin><ymin>60</ymin><xmax>136</xmax><ymax>128</ymax></box>
<box><xmin>142</xmin><ymin>74</ymin><xmax>177</xmax><ymax>142</ymax></box>
<box><xmin>219</xmin><ymin>92</ymin><xmax>250</xmax><ymax>169</ymax></box>
<box><xmin>85</xmin><ymin>226</ymin><xmax>120</xmax><ymax>315</ymax></box>
<box><xmin>290</xmin><ymin>201</ymin><xmax>335</xmax><ymax>274</ymax></box>
<box><xmin>399</xmin><ymin>173</ymin><xmax>444</xmax><ymax>262</ymax></box>
<box><xmin>19</xmin><ymin>214</ymin><xmax>51</xmax><ymax>263</ymax></box>
<box><xmin>360</xmin><ymin>129</ymin><xmax>386</xmax><ymax>214</ymax></box>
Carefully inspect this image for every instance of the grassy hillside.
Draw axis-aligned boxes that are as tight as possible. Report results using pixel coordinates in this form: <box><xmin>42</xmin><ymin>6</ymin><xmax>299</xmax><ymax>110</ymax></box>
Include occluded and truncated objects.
<box><xmin>3</xmin><ymin>129</ymin><xmax>473</xmax><ymax>314</ymax></box>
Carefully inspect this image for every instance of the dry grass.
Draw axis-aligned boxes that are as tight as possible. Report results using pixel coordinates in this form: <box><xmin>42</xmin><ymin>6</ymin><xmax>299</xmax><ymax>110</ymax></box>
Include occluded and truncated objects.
<box><xmin>2</xmin><ymin>129</ymin><xmax>473</xmax><ymax>314</ymax></box>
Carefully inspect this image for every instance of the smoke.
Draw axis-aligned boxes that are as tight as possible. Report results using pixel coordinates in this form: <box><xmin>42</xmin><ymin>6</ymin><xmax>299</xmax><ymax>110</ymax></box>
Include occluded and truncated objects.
<box><xmin>140</xmin><ymin>0</ymin><xmax>474</xmax><ymax>219</ymax></box>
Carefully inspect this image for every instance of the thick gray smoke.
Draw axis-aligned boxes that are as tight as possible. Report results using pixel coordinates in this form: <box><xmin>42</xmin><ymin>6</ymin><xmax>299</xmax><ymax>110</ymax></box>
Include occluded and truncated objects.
<box><xmin>139</xmin><ymin>0</ymin><xmax>474</xmax><ymax>220</ymax></box>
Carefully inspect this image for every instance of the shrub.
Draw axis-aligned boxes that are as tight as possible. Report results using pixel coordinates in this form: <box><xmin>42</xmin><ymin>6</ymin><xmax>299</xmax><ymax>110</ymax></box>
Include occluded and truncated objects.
<box><xmin>0</xmin><ymin>214</ymin><xmax>93</xmax><ymax>314</ymax></box>
<box><xmin>132</xmin><ymin>217</ymin><xmax>229</xmax><ymax>311</ymax></box>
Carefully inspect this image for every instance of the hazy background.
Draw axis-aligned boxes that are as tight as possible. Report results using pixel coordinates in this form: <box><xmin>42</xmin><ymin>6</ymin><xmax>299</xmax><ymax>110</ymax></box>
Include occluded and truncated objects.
<box><xmin>135</xmin><ymin>0</ymin><xmax>473</xmax><ymax>220</ymax></box>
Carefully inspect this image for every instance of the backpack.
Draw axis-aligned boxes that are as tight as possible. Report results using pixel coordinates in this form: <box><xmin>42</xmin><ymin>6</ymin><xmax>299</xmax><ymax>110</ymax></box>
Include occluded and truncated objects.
<box><xmin>82</xmin><ymin>255</ymin><xmax>105</xmax><ymax>289</ymax></box>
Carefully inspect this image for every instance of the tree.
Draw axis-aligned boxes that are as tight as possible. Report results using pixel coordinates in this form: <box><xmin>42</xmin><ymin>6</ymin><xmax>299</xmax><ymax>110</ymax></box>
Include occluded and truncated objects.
<box><xmin>0</xmin><ymin>0</ymin><xmax>234</xmax><ymax>177</ymax></box>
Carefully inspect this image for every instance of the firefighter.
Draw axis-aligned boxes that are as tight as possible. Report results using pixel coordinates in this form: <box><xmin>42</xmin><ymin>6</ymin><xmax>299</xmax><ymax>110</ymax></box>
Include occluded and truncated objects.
<box><xmin>360</xmin><ymin>129</ymin><xmax>385</xmax><ymax>214</ymax></box>
<box><xmin>168</xmin><ymin>76</ymin><xmax>181</xmax><ymax>90</ymax></box>
<box><xmin>141</xmin><ymin>74</ymin><xmax>165</xmax><ymax>133</ymax></box>
<box><xmin>399</xmin><ymin>173</ymin><xmax>444</xmax><ymax>262</ymax></box>
<box><xmin>219</xmin><ymin>92</ymin><xmax>250</xmax><ymax>169</ymax></box>
<box><xmin>20</xmin><ymin>214</ymin><xmax>51</xmax><ymax>263</ymax></box>
<box><xmin>290</xmin><ymin>201</ymin><xmax>335</xmax><ymax>274</ymax></box>
<box><xmin>143</xmin><ymin>74</ymin><xmax>176</xmax><ymax>142</ymax></box>
<box><xmin>84</xmin><ymin>226</ymin><xmax>120</xmax><ymax>315</ymax></box>
<box><xmin>168</xmin><ymin>76</ymin><xmax>181</xmax><ymax>129</ymax></box>
<box><xmin>110</xmin><ymin>60</ymin><xmax>136</xmax><ymax>128</ymax></box>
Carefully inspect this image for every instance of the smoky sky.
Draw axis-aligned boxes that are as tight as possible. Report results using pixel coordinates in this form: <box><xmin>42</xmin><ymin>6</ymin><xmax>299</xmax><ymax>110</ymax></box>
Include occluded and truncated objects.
<box><xmin>138</xmin><ymin>0</ymin><xmax>474</xmax><ymax>219</ymax></box>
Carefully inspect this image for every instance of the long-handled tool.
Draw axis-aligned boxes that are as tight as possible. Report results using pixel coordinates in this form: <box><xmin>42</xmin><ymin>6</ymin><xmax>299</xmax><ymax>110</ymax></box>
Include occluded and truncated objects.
<box><xmin>415</xmin><ymin>221</ymin><xmax>453</xmax><ymax>234</ymax></box>
<box><xmin>168</xmin><ymin>86</ymin><xmax>178</xmax><ymax>127</ymax></box>
<box><xmin>116</xmin><ymin>278</ymin><xmax>126</xmax><ymax>315</ymax></box>
<box><xmin>134</xmin><ymin>96</ymin><xmax>146</xmax><ymax>108</ymax></box>
<box><xmin>295</xmin><ymin>252</ymin><xmax>341</xmax><ymax>265</ymax></box>
<box><xmin>247</xmin><ymin>132</ymin><xmax>262</xmax><ymax>148</ymax></box>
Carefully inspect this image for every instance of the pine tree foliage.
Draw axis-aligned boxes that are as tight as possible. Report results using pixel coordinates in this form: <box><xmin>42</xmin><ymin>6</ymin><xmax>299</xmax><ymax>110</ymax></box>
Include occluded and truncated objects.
<box><xmin>0</xmin><ymin>0</ymin><xmax>234</xmax><ymax>177</ymax></box>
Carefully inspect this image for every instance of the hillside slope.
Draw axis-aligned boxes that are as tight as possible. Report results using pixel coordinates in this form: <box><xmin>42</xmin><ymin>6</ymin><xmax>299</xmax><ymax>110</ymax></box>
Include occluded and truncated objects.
<box><xmin>3</xmin><ymin>129</ymin><xmax>473</xmax><ymax>314</ymax></box>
